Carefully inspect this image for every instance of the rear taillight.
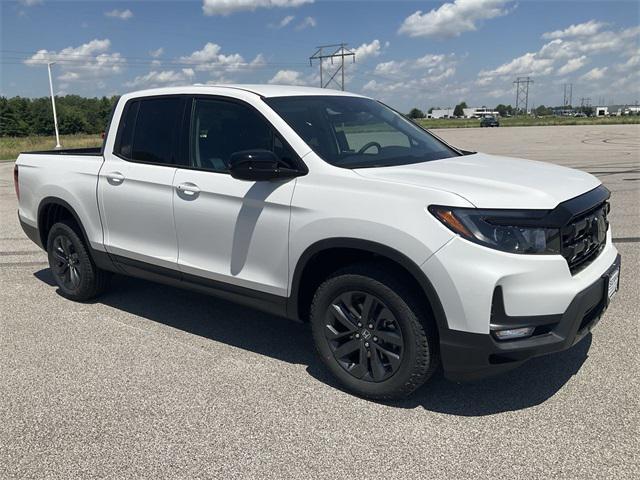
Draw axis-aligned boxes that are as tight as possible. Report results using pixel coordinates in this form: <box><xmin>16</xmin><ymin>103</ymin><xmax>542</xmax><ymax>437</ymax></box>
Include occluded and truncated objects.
<box><xmin>13</xmin><ymin>164</ymin><xmax>19</xmax><ymax>200</ymax></box>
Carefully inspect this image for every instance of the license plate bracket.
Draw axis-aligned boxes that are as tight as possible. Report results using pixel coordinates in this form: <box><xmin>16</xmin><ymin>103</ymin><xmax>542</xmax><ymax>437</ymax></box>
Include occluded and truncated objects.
<box><xmin>604</xmin><ymin>259</ymin><xmax>621</xmax><ymax>303</ymax></box>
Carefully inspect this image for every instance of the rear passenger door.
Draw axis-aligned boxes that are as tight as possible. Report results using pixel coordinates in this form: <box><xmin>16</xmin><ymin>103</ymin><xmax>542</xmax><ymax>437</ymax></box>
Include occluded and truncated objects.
<box><xmin>98</xmin><ymin>95</ymin><xmax>188</xmax><ymax>270</ymax></box>
<box><xmin>172</xmin><ymin>97</ymin><xmax>298</xmax><ymax>297</ymax></box>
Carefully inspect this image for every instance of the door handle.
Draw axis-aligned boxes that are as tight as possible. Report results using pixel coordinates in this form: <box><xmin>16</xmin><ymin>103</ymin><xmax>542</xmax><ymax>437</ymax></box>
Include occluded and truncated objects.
<box><xmin>176</xmin><ymin>182</ymin><xmax>200</xmax><ymax>197</ymax></box>
<box><xmin>105</xmin><ymin>172</ymin><xmax>125</xmax><ymax>185</ymax></box>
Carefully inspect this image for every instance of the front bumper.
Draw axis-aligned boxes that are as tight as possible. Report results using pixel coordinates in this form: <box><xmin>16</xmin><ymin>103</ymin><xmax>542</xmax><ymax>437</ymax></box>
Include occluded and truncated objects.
<box><xmin>439</xmin><ymin>254</ymin><xmax>621</xmax><ymax>381</ymax></box>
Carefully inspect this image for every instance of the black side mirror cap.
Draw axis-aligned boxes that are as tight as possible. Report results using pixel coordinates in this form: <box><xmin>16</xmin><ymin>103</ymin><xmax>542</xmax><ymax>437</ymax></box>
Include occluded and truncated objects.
<box><xmin>228</xmin><ymin>149</ymin><xmax>302</xmax><ymax>181</ymax></box>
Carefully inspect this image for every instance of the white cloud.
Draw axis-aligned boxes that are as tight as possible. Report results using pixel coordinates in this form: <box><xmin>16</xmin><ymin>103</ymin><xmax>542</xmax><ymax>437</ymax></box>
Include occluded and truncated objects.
<box><xmin>58</xmin><ymin>72</ymin><xmax>79</xmax><ymax>82</ymax></box>
<box><xmin>479</xmin><ymin>52</ymin><xmax>554</xmax><ymax>77</ymax></box>
<box><xmin>398</xmin><ymin>0</ymin><xmax>512</xmax><ymax>38</ymax></box>
<box><xmin>365</xmin><ymin>53</ymin><xmax>456</xmax><ymax>96</ymax></box>
<box><xmin>125</xmin><ymin>68</ymin><xmax>196</xmax><ymax>88</ymax></box>
<box><xmin>149</xmin><ymin>48</ymin><xmax>164</xmax><ymax>58</ymax></box>
<box><xmin>295</xmin><ymin>16</ymin><xmax>316</xmax><ymax>30</ymax></box>
<box><xmin>105</xmin><ymin>9</ymin><xmax>133</xmax><ymax>20</ymax></box>
<box><xmin>556</xmin><ymin>56</ymin><xmax>588</xmax><ymax>76</ymax></box>
<box><xmin>353</xmin><ymin>39</ymin><xmax>383</xmax><ymax>63</ymax></box>
<box><xmin>268</xmin><ymin>69</ymin><xmax>307</xmax><ymax>85</ymax></box>
<box><xmin>24</xmin><ymin>39</ymin><xmax>125</xmax><ymax>82</ymax></box>
<box><xmin>580</xmin><ymin>67</ymin><xmax>608</xmax><ymax>82</ymax></box>
<box><xmin>274</xmin><ymin>15</ymin><xmax>294</xmax><ymax>28</ymax></box>
<box><xmin>616</xmin><ymin>51</ymin><xmax>640</xmax><ymax>72</ymax></box>
<box><xmin>179</xmin><ymin>42</ymin><xmax>264</xmax><ymax>73</ymax></box>
<box><xmin>19</xmin><ymin>0</ymin><xmax>43</xmax><ymax>6</ymax></box>
<box><xmin>373</xmin><ymin>53</ymin><xmax>455</xmax><ymax>79</ymax></box>
<box><xmin>202</xmin><ymin>0</ymin><xmax>313</xmax><ymax>16</ymax></box>
<box><xmin>542</xmin><ymin>20</ymin><xmax>606</xmax><ymax>40</ymax></box>
<box><xmin>478</xmin><ymin>23</ymin><xmax>639</xmax><ymax>83</ymax></box>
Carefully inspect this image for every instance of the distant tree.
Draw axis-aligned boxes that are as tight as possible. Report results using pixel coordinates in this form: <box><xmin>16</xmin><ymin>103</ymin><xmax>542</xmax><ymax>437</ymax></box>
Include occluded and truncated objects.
<box><xmin>453</xmin><ymin>101</ymin><xmax>467</xmax><ymax>118</ymax></box>
<box><xmin>408</xmin><ymin>108</ymin><xmax>425</xmax><ymax>119</ymax></box>
<box><xmin>495</xmin><ymin>104</ymin><xmax>508</xmax><ymax>116</ymax></box>
<box><xmin>0</xmin><ymin>95</ymin><xmax>119</xmax><ymax>137</ymax></box>
<box><xmin>0</xmin><ymin>97</ymin><xmax>29</xmax><ymax>136</ymax></box>
<box><xmin>534</xmin><ymin>105</ymin><xmax>553</xmax><ymax>116</ymax></box>
<box><xmin>427</xmin><ymin>107</ymin><xmax>435</xmax><ymax>114</ymax></box>
<box><xmin>58</xmin><ymin>108</ymin><xmax>88</xmax><ymax>135</ymax></box>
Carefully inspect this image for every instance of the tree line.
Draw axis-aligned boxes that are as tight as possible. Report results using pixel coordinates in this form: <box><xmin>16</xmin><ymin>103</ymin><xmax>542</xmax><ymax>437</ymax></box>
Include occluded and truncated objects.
<box><xmin>0</xmin><ymin>95</ymin><xmax>119</xmax><ymax>137</ymax></box>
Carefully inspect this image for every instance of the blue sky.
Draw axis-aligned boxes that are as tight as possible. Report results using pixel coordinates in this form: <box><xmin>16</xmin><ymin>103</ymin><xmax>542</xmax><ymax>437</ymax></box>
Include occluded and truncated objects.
<box><xmin>1</xmin><ymin>0</ymin><xmax>639</xmax><ymax>111</ymax></box>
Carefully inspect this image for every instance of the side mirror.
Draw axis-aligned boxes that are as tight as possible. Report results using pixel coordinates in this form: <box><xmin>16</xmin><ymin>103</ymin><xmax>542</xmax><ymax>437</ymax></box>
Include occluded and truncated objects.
<box><xmin>228</xmin><ymin>150</ymin><xmax>300</xmax><ymax>181</ymax></box>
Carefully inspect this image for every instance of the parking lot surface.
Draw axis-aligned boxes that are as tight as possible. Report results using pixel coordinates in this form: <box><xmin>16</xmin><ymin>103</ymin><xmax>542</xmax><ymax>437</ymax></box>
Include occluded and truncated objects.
<box><xmin>1</xmin><ymin>125</ymin><xmax>638</xmax><ymax>479</ymax></box>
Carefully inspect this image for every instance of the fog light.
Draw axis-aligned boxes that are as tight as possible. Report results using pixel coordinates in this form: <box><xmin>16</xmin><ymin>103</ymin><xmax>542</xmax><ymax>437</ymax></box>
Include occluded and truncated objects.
<box><xmin>493</xmin><ymin>327</ymin><xmax>535</xmax><ymax>341</ymax></box>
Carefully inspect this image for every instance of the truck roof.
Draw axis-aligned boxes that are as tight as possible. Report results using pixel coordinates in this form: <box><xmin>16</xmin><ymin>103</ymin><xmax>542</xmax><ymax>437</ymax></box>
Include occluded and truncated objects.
<box><xmin>123</xmin><ymin>84</ymin><xmax>368</xmax><ymax>99</ymax></box>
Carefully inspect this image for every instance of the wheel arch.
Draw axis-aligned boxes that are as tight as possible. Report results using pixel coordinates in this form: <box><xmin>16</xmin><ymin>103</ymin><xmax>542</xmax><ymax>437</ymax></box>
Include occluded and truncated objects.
<box><xmin>37</xmin><ymin>197</ymin><xmax>91</xmax><ymax>249</ymax></box>
<box><xmin>287</xmin><ymin>238</ymin><xmax>448</xmax><ymax>333</ymax></box>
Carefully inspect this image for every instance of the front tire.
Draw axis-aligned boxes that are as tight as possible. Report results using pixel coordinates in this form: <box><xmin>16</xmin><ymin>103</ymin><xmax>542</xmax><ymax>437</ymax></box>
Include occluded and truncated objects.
<box><xmin>310</xmin><ymin>263</ymin><xmax>439</xmax><ymax>400</ymax></box>
<box><xmin>46</xmin><ymin>220</ymin><xmax>110</xmax><ymax>301</ymax></box>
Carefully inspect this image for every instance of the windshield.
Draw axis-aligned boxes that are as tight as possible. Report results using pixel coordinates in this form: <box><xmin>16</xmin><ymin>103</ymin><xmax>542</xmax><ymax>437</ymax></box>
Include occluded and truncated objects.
<box><xmin>264</xmin><ymin>96</ymin><xmax>459</xmax><ymax>168</ymax></box>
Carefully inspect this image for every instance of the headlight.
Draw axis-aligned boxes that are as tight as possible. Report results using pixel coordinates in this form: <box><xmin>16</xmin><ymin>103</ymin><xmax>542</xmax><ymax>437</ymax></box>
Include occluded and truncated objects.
<box><xmin>429</xmin><ymin>205</ymin><xmax>561</xmax><ymax>254</ymax></box>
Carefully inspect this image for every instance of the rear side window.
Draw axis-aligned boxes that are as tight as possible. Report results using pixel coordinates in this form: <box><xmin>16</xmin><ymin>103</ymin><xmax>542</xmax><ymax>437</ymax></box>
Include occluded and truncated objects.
<box><xmin>115</xmin><ymin>96</ymin><xmax>185</xmax><ymax>165</ymax></box>
<box><xmin>116</xmin><ymin>101</ymin><xmax>138</xmax><ymax>159</ymax></box>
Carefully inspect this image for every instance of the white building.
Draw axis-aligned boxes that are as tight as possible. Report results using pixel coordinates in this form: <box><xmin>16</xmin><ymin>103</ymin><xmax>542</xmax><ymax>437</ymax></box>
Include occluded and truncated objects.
<box><xmin>427</xmin><ymin>108</ymin><xmax>455</xmax><ymax>119</ymax></box>
<box><xmin>463</xmin><ymin>107</ymin><xmax>499</xmax><ymax>118</ymax></box>
<box><xmin>427</xmin><ymin>107</ymin><xmax>499</xmax><ymax>119</ymax></box>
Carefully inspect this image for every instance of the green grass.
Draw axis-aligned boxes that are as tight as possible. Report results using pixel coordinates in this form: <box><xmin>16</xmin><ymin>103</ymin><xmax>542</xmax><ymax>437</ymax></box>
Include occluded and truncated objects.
<box><xmin>0</xmin><ymin>134</ymin><xmax>102</xmax><ymax>161</ymax></box>
<box><xmin>417</xmin><ymin>115</ymin><xmax>640</xmax><ymax>129</ymax></box>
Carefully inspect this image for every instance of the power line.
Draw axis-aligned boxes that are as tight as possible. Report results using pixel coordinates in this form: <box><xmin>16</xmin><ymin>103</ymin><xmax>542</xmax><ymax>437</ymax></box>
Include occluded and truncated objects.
<box><xmin>309</xmin><ymin>43</ymin><xmax>355</xmax><ymax>91</ymax></box>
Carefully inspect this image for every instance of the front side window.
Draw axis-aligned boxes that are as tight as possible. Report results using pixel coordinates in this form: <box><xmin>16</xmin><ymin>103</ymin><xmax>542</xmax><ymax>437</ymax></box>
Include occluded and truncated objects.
<box><xmin>265</xmin><ymin>96</ymin><xmax>459</xmax><ymax>168</ymax></box>
<box><xmin>190</xmin><ymin>99</ymin><xmax>296</xmax><ymax>172</ymax></box>
<box><xmin>115</xmin><ymin>96</ymin><xmax>185</xmax><ymax>165</ymax></box>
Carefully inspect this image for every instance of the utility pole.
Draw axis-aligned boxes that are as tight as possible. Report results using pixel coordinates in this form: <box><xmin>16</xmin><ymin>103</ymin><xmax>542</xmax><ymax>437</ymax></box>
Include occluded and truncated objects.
<box><xmin>513</xmin><ymin>76</ymin><xmax>533</xmax><ymax>115</ymax></box>
<box><xmin>563</xmin><ymin>83</ymin><xmax>573</xmax><ymax>108</ymax></box>
<box><xmin>47</xmin><ymin>62</ymin><xmax>61</xmax><ymax>149</ymax></box>
<box><xmin>309</xmin><ymin>43</ymin><xmax>355</xmax><ymax>91</ymax></box>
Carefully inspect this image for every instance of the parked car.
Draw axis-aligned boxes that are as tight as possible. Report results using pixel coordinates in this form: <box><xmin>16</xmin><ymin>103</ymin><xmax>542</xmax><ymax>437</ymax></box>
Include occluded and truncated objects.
<box><xmin>480</xmin><ymin>115</ymin><xmax>500</xmax><ymax>127</ymax></box>
<box><xmin>15</xmin><ymin>85</ymin><xmax>620</xmax><ymax>399</ymax></box>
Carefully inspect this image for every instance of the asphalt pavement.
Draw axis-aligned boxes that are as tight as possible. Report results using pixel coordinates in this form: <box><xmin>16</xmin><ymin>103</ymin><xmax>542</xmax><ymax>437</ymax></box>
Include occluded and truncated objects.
<box><xmin>1</xmin><ymin>124</ymin><xmax>638</xmax><ymax>479</ymax></box>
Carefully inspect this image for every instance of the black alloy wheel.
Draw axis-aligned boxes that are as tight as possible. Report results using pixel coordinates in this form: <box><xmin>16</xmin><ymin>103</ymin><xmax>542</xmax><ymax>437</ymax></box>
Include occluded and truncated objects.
<box><xmin>46</xmin><ymin>220</ymin><xmax>110</xmax><ymax>301</ymax></box>
<box><xmin>325</xmin><ymin>291</ymin><xmax>403</xmax><ymax>382</ymax></box>
<box><xmin>310</xmin><ymin>263</ymin><xmax>439</xmax><ymax>400</ymax></box>
<box><xmin>51</xmin><ymin>234</ymin><xmax>82</xmax><ymax>291</ymax></box>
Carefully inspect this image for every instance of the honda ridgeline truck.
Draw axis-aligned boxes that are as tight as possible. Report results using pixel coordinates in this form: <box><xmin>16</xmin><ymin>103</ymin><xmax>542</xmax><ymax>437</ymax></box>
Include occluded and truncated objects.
<box><xmin>15</xmin><ymin>85</ymin><xmax>621</xmax><ymax>399</ymax></box>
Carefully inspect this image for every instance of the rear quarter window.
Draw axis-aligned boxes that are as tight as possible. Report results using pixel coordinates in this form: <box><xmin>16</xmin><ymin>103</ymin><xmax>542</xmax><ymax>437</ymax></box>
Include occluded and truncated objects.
<box><xmin>114</xmin><ymin>96</ymin><xmax>185</xmax><ymax>166</ymax></box>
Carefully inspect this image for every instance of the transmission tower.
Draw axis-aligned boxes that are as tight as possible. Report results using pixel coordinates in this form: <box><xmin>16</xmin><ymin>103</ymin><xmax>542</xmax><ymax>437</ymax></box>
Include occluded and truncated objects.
<box><xmin>309</xmin><ymin>43</ymin><xmax>355</xmax><ymax>91</ymax></box>
<box><xmin>579</xmin><ymin>97</ymin><xmax>591</xmax><ymax>113</ymax></box>
<box><xmin>563</xmin><ymin>83</ymin><xmax>573</xmax><ymax>108</ymax></box>
<box><xmin>513</xmin><ymin>76</ymin><xmax>533</xmax><ymax>115</ymax></box>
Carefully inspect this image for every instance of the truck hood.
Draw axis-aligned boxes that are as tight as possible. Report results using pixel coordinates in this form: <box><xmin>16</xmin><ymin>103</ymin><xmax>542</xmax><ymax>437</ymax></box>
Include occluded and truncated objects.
<box><xmin>353</xmin><ymin>152</ymin><xmax>601</xmax><ymax>209</ymax></box>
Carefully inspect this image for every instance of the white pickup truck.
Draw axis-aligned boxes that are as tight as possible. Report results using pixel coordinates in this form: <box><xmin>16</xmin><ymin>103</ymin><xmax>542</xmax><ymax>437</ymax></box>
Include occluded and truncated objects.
<box><xmin>15</xmin><ymin>85</ymin><xmax>620</xmax><ymax>399</ymax></box>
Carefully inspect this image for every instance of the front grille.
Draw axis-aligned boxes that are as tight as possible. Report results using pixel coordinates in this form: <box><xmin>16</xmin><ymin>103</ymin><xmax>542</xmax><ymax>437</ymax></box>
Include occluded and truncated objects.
<box><xmin>561</xmin><ymin>201</ymin><xmax>609</xmax><ymax>274</ymax></box>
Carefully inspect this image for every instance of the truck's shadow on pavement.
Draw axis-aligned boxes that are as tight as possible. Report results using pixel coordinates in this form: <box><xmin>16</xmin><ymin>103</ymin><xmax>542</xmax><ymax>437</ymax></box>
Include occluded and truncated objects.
<box><xmin>35</xmin><ymin>269</ymin><xmax>591</xmax><ymax>417</ymax></box>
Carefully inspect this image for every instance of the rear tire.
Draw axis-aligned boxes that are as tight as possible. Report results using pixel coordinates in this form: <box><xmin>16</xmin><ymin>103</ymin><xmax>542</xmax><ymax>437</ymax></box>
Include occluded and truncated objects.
<box><xmin>46</xmin><ymin>220</ymin><xmax>110</xmax><ymax>301</ymax></box>
<box><xmin>310</xmin><ymin>263</ymin><xmax>439</xmax><ymax>400</ymax></box>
